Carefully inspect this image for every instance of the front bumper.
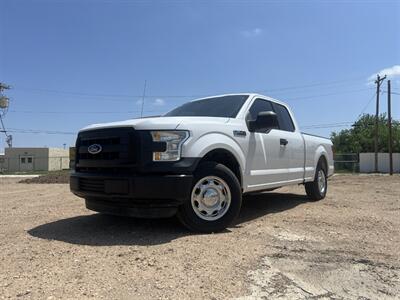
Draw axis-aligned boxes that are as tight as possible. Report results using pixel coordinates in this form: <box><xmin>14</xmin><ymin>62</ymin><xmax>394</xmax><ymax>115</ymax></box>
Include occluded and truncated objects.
<box><xmin>70</xmin><ymin>172</ymin><xmax>193</xmax><ymax>218</ymax></box>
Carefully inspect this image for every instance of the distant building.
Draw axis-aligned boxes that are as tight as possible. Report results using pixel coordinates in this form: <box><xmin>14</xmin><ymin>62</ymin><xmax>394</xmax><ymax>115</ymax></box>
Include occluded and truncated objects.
<box><xmin>0</xmin><ymin>148</ymin><xmax>69</xmax><ymax>172</ymax></box>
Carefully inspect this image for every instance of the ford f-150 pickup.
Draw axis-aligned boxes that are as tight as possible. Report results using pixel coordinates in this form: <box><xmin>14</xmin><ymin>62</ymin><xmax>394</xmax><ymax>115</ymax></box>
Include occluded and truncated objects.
<box><xmin>70</xmin><ymin>94</ymin><xmax>334</xmax><ymax>232</ymax></box>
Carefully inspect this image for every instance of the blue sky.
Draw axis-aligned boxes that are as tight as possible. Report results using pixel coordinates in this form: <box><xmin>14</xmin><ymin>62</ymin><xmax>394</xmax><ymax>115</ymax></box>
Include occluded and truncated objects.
<box><xmin>1</xmin><ymin>0</ymin><xmax>399</xmax><ymax>151</ymax></box>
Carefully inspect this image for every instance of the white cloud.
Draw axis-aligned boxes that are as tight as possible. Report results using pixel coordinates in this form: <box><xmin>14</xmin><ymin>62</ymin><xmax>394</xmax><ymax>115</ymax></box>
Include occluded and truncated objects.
<box><xmin>367</xmin><ymin>65</ymin><xmax>400</xmax><ymax>82</ymax></box>
<box><xmin>135</xmin><ymin>98</ymin><xmax>165</xmax><ymax>107</ymax></box>
<box><xmin>240</xmin><ymin>28</ymin><xmax>263</xmax><ymax>38</ymax></box>
<box><xmin>153</xmin><ymin>98</ymin><xmax>165</xmax><ymax>106</ymax></box>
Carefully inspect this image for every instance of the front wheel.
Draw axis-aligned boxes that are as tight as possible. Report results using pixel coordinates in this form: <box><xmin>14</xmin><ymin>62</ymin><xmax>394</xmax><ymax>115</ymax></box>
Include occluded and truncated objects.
<box><xmin>305</xmin><ymin>161</ymin><xmax>328</xmax><ymax>201</ymax></box>
<box><xmin>177</xmin><ymin>162</ymin><xmax>242</xmax><ymax>233</ymax></box>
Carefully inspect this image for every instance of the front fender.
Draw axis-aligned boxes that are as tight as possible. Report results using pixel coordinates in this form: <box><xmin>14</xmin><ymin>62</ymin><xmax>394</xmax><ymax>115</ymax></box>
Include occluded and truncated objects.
<box><xmin>182</xmin><ymin>132</ymin><xmax>246</xmax><ymax>173</ymax></box>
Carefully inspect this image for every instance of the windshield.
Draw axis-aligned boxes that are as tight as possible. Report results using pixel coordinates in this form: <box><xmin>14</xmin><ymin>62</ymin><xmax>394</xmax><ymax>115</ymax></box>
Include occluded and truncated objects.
<box><xmin>164</xmin><ymin>95</ymin><xmax>249</xmax><ymax>118</ymax></box>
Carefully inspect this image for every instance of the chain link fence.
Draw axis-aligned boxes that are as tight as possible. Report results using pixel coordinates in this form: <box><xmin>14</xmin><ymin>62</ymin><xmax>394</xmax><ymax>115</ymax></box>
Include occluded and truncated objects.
<box><xmin>334</xmin><ymin>153</ymin><xmax>359</xmax><ymax>173</ymax></box>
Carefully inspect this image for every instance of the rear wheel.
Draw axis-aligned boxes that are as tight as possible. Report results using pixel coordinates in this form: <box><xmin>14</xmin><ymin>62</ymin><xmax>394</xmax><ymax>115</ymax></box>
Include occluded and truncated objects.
<box><xmin>177</xmin><ymin>162</ymin><xmax>242</xmax><ymax>233</ymax></box>
<box><xmin>305</xmin><ymin>160</ymin><xmax>327</xmax><ymax>201</ymax></box>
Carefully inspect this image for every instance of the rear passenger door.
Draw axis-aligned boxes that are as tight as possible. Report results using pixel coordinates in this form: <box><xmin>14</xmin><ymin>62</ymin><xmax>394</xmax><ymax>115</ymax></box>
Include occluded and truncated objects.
<box><xmin>271</xmin><ymin>102</ymin><xmax>305</xmax><ymax>183</ymax></box>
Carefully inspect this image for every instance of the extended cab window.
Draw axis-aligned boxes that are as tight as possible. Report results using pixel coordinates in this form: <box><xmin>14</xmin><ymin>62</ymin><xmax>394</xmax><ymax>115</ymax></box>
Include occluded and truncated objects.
<box><xmin>272</xmin><ymin>103</ymin><xmax>295</xmax><ymax>132</ymax></box>
<box><xmin>248</xmin><ymin>99</ymin><xmax>273</xmax><ymax>120</ymax></box>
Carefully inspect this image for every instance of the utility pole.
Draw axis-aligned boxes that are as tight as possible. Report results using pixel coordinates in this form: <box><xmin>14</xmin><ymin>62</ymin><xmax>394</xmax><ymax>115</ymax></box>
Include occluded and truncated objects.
<box><xmin>0</xmin><ymin>82</ymin><xmax>11</xmax><ymax>112</ymax></box>
<box><xmin>0</xmin><ymin>82</ymin><xmax>11</xmax><ymax>92</ymax></box>
<box><xmin>140</xmin><ymin>80</ymin><xmax>147</xmax><ymax>118</ymax></box>
<box><xmin>0</xmin><ymin>82</ymin><xmax>12</xmax><ymax>147</ymax></box>
<box><xmin>0</xmin><ymin>83</ymin><xmax>11</xmax><ymax>110</ymax></box>
<box><xmin>387</xmin><ymin>80</ymin><xmax>393</xmax><ymax>175</ymax></box>
<box><xmin>374</xmin><ymin>74</ymin><xmax>386</xmax><ymax>173</ymax></box>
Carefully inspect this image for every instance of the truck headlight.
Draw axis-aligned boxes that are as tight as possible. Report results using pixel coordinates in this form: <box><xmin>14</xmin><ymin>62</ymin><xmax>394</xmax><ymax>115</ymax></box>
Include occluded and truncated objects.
<box><xmin>150</xmin><ymin>130</ymin><xmax>189</xmax><ymax>161</ymax></box>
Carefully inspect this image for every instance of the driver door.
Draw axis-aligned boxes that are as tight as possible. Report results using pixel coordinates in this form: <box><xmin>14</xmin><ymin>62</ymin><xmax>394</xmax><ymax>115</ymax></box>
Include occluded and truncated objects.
<box><xmin>245</xmin><ymin>98</ymin><xmax>290</xmax><ymax>191</ymax></box>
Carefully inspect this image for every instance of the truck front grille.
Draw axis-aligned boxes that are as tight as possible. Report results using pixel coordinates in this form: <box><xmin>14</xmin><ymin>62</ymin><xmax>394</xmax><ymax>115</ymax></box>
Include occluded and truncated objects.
<box><xmin>79</xmin><ymin>152</ymin><xmax>120</xmax><ymax>160</ymax></box>
<box><xmin>75</xmin><ymin>127</ymin><xmax>139</xmax><ymax>173</ymax></box>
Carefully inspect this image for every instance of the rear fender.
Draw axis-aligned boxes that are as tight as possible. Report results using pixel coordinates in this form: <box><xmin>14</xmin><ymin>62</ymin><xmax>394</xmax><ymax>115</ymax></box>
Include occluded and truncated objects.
<box><xmin>312</xmin><ymin>145</ymin><xmax>329</xmax><ymax>178</ymax></box>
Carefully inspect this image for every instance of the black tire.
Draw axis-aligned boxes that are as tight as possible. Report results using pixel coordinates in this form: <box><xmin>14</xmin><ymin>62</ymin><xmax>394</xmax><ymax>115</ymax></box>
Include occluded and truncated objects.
<box><xmin>305</xmin><ymin>160</ymin><xmax>328</xmax><ymax>201</ymax></box>
<box><xmin>177</xmin><ymin>161</ymin><xmax>242</xmax><ymax>233</ymax></box>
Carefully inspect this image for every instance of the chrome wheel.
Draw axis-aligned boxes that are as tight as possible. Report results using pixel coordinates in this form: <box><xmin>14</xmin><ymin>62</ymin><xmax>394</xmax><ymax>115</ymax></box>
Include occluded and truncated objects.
<box><xmin>191</xmin><ymin>176</ymin><xmax>231</xmax><ymax>221</ymax></box>
<box><xmin>317</xmin><ymin>169</ymin><xmax>326</xmax><ymax>194</ymax></box>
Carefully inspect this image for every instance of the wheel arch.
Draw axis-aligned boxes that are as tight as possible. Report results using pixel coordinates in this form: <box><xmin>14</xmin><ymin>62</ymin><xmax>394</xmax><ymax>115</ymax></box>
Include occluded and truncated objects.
<box><xmin>312</xmin><ymin>145</ymin><xmax>329</xmax><ymax>177</ymax></box>
<box><xmin>183</xmin><ymin>132</ymin><xmax>246</xmax><ymax>184</ymax></box>
<box><xmin>199</xmin><ymin>148</ymin><xmax>243</xmax><ymax>187</ymax></box>
<box><xmin>318</xmin><ymin>154</ymin><xmax>328</xmax><ymax>174</ymax></box>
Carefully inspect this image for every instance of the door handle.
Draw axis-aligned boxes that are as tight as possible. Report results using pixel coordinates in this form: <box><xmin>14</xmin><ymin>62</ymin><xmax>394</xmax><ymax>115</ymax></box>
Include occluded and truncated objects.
<box><xmin>280</xmin><ymin>138</ymin><xmax>288</xmax><ymax>146</ymax></box>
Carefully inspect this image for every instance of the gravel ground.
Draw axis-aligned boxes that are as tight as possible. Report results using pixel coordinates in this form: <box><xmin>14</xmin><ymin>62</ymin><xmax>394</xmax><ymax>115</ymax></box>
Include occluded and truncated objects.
<box><xmin>1</xmin><ymin>175</ymin><xmax>399</xmax><ymax>299</ymax></box>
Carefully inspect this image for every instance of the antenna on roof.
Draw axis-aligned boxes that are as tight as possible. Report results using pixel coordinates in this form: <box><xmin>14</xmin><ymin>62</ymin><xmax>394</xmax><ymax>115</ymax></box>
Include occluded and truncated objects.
<box><xmin>140</xmin><ymin>80</ymin><xmax>147</xmax><ymax>118</ymax></box>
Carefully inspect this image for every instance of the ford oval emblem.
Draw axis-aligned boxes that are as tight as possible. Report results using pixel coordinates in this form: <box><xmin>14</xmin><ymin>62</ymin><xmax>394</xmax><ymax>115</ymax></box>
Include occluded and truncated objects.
<box><xmin>88</xmin><ymin>144</ymin><xmax>102</xmax><ymax>155</ymax></box>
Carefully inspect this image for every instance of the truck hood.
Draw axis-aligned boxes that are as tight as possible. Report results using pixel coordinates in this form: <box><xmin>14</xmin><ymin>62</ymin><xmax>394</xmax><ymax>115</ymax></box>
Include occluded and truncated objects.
<box><xmin>80</xmin><ymin>116</ymin><xmax>230</xmax><ymax>132</ymax></box>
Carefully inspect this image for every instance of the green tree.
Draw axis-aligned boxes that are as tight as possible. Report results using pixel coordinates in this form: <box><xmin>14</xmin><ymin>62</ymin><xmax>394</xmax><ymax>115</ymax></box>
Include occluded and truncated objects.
<box><xmin>331</xmin><ymin>114</ymin><xmax>400</xmax><ymax>153</ymax></box>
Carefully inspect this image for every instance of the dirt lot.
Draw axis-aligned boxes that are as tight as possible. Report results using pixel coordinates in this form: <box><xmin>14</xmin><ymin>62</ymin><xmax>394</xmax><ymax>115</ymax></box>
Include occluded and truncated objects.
<box><xmin>1</xmin><ymin>175</ymin><xmax>399</xmax><ymax>299</ymax></box>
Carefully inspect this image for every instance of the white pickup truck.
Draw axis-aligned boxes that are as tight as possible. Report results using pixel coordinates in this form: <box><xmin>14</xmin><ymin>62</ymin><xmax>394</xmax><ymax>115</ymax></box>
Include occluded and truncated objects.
<box><xmin>71</xmin><ymin>94</ymin><xmax>334</xmax><ymax>232</ymax></box>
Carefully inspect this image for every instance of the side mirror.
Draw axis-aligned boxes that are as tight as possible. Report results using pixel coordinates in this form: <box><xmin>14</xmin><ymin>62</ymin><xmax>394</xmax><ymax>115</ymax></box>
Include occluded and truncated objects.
<box><xmin>247</xmin><ymin>111</ymin><xmax>279</xmax><ymax>132</ymax></box>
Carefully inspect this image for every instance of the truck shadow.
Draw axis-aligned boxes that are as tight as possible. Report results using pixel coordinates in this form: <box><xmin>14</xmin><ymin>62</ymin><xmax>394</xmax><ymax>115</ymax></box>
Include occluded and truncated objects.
<box><xmin>237</xmin><ymin>192</ymin><xmax>308</xmax><ymax>225</ymax></box>
<box><xmin>28</xmin><ymin>192</ymin><xmax>308</xmax><ymax>246</ymax></box>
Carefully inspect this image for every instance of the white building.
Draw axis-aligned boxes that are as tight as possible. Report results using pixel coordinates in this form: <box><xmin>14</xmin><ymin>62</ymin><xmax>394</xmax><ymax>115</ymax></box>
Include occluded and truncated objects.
<box><xmin>0</xmin><ymin>147</ymin><xmax>69</xmax><ymax>172</ymax></box>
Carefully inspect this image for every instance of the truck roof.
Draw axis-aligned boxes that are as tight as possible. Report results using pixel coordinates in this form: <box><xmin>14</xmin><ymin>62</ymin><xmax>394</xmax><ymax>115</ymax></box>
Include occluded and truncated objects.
<box><xmin>191</xmin><ymin>93</ymin><xmax>288</xmax><ymax>107</ymax></box>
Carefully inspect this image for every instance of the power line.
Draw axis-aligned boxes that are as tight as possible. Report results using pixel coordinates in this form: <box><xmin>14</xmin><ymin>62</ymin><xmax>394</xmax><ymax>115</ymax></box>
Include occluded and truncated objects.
<box><xmin>301</xmin><ymin>91</ymin><xmax>393</xmax><ymax>130</ymax></box>
<box><xmin>358</xmin><ymin>92</ymin><xmax>378</xmax><ymax>117</ymax></box>
<box><xmin>301</xmin><ymin>122</ymin><xmax>354</xmax><ymax>129</ymax></box>
<box><xmin>12</xmin><ymin>86</ymin><xmax>203</xmax><ymax>99</ymax></box>
<box><xmin>8</xmin><ymin>109</ymin><xmax>164</xmax><ymax>114</ymax></box>
<box><xmin>284</xmin><ymin>88</ymin><xmax>374</xmax><ymax>101</ymax></box>
<box><xmin>7</xmin><ymin>128</ymin><xmax>76</xmax><ymax>135</ymax></box>
<box><xmin>0</xmin><ymin>115</ymin><xmax>10</xmax><ymax>136</ymax></box>
<box><xmin>7</xmin><ymin>88</ymin><xmax>375</xmax><ymax>116</ymax></box>
<box><xmin>256</xmin><ymin>76</ymin><xmax>366</xmax><ymax>94</ymax></box>
<box><xmin>11</xmin><ymin>76</ymin><xmax>368</xmax><ymax>100</ymax></box>
<box><xmin>301</xmin><ymin>125</ymin><xmax>351</xmax><ymax>129</ymax></box>
<box><xmin>7</xmin><ymin>87</ymin><xmax>375</xmax><ymax>111</ymax></box>
<box><xmin>4</xmin><ymin>87</ymin><xmax>376</xmax><ymax>117</ymax></box>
